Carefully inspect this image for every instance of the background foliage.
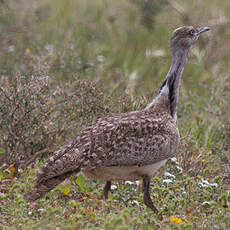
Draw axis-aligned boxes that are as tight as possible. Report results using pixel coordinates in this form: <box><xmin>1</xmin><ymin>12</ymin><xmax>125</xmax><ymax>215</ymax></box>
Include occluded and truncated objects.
<box><xmin>0</xmin><ymin>0</ymin><xmax>229</xmax><ymax>229</ymax></box>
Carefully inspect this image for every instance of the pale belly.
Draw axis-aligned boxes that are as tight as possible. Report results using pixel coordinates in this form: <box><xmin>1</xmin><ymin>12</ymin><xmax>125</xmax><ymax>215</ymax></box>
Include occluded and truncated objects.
<box><xmin>82</xmin><ymin>159</ymin><xmax>167</xmax><ymax>181</ymax></box>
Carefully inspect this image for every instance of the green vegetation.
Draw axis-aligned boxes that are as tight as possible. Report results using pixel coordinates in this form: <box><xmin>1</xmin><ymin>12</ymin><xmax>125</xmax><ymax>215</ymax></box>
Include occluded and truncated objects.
<box><xmin>0</xmin><ymin>0</ymin><xmax>229</xmax><ymax>229</ymax></box>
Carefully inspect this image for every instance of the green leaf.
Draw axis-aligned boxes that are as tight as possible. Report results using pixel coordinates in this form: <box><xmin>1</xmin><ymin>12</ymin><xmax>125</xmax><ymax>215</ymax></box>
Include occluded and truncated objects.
<box><xmin>62</xmin><ymin>185</ymin><xmax>71</xmax><ymax>196</ymax></box>
<box><xmin>0</xmin><ymin>148</ymin><xmax>4</xmax><ymax>155</ymax></box>
<box><xmin>75</xmin><ymin>174</ymin><xmax>85</xmax><ymax>192</ymax></box>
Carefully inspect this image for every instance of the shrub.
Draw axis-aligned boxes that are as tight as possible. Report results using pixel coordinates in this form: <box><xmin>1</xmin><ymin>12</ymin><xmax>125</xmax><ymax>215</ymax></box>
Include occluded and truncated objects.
<box><xmin>0</xmin><ymin>72</ymin><xmax>113</xmax><ymax>172</ymax></box>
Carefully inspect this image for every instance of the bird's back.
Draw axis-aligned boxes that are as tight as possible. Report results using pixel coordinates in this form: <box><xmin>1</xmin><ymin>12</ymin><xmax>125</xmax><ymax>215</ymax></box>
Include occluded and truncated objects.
<box><xmin>78</xmin><ymin>108</ymin><xmax>179</xmax><ymax>170</ymax></box>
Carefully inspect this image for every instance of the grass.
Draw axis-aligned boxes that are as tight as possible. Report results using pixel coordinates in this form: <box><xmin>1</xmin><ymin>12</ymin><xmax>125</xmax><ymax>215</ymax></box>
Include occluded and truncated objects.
<box><xmin>0</xmin><ymin>0</ymin><xmax>230</xmax><ymax>229</ymax></box>
<box><xmin>1</xmin><ymin>153</ymin><xmax>229</xmax><ymax>229</ymax></box>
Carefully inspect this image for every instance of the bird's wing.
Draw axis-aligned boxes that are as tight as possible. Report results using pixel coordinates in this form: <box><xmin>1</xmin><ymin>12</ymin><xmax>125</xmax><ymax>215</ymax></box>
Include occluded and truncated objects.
<box><xmin>34</xmin><ymin>110</ymin><xmax>179</xmax><ymax>185</ymax></box>
<box><xmin>79</xmin><ymin>110</ymin><xmax>180</xmax><ymax>169</ymax></box>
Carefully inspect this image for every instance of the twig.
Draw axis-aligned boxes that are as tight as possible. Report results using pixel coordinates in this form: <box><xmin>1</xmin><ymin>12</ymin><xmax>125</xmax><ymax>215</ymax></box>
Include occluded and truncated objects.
<box><xmin>167</xmin><ymin>0</ymin><xmax>186</xmax><ymax>17</ymax></box>
<box><xmin>180</xmin><ymin>128</ymin><xmax>192</xmax><ymax>142</ymax></box>
<box><xmin>208</xmin><ymin>13</ymin><xmax>230</xmax><ymax>27</ymax></box>
<box><xmin>3</xmin><ymin>141</ymin><xmax>9</xmax><ymax>165</ymax></box>
<box><xmin>0</xmin><ymin>87</ymin><xmax>12</xmax><ymax>102</ymax></box>
<box><xmin>21</xmin><ymin>147</ymin><xmax>54</xmax><ymax>169</ymax></box>
<box><xmin>8</xmin><ymin>124</ymin><xmax>19</xmax><ymax>140</ymax></box>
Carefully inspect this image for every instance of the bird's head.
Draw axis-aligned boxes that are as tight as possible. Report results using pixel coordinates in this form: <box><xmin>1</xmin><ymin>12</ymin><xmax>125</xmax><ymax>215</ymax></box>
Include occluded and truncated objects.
<box><xmin>170</xmin><ymin>26</ymin><xmax>210</xmax><ymax>55</ymax></box>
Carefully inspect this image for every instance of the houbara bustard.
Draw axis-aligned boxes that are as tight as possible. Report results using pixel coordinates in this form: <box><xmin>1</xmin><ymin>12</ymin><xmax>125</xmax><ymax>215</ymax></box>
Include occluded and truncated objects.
<box><xmin>25</xmin><ymin>26</ymin><xmax>210</xmax><ymax>213</ymax></box>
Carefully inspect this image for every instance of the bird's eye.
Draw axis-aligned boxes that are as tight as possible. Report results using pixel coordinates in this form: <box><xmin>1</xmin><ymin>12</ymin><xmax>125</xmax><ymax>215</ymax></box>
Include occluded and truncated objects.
<box><xmin>189</xmin><ymin>29</ymin><xmax>195</xmax><ymax>36</ymax></box>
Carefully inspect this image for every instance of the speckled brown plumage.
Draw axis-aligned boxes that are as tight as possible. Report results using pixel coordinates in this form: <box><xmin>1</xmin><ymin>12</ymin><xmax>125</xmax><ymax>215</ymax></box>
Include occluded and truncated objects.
<box><xmin>25</xmin><ymin>96</ymin><xmax>179</xmax><ymax>200</ymax></box>
<box><xmin>25</xmin><ymin>26</ymin><xmax>210</xmax><ymax>212</ymax></box>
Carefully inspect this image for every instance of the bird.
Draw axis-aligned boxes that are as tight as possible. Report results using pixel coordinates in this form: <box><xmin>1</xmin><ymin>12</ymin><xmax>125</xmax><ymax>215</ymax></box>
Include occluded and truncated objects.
<box><xmin>25</xmin><ymin>26</ymin><xmax>210</xmax><ymax>213</ymax></box>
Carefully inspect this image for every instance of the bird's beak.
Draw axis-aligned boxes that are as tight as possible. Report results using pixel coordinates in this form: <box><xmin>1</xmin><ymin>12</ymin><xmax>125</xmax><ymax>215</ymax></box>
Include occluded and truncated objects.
<box><xmin>197</xmin><ymin>27</ymin><xmax>210</xmax><ymax>35</ymax></box>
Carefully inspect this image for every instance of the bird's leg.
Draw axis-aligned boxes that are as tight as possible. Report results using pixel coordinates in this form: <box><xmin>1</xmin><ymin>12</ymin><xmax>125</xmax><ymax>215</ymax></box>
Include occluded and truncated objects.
<box><xmin>103</xmin><ymin>181</ymin><xmax>111</xmax><ymax>199</ymax></box>
<box><xmin>142</xmin><ymin>175</ymin><xmax>158</xmax><ymax>213</ymax></box>
<box><xmin>138</xmin><ymin>180</ymin><xmax>142</xmax><ymax>195</ymax></box>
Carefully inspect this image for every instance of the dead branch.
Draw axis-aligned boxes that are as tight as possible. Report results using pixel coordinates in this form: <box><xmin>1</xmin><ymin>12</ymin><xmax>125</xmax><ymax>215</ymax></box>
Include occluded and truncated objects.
<box><xmin>167</xmin><ymin>0</ymin><xmax>186</xmax><ymax>17</ymax></box>
<box><xmin>21</xmin><ymin>147</ymin><xmax>54</xmax><ymax>169</ymax></box>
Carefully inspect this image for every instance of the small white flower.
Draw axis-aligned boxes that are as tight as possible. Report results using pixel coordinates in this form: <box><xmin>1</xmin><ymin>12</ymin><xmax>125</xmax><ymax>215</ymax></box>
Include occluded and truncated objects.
<box><xmin>164</xmin><ymin>172</ymin><xmax>176</xmax><ymax>178</ymax></box>
<box><xmin>176</xmin><ymin>166</ymin><xmax>183</xmax><ymax>173</ymax></box>
<box><xmin>96</xmin><ymin>55</ymin><xmax>104</xmax><ymax>63</ymax></box>
<box><xmin>170</xmin><ymin>157</ymin><xmax>177</xmax><ymax>163</ymax></box>
<box><xmin>38</xmin><ymin>208</ymin><xmax>44</xmax><ymax>212</ymax></box>
<box><xmin>202</xmin><ymin>201</ymin><xmax>211</xmax><ymax>205</ymax></box>
<box><xmin>7</xmin><ymin>45</ymin><xmax>15</xmax><ymax>52</ymax></box>
<box><xmin>162</xmin><ymin>179</ymin><xmax>173</xmax><ymax>185</ymax></box>
<box><xmin>111</xmin><ymin>185</ymin><xmax>117</xmax><ymax>190</ymax></box>
<box><xmin>44</xmin><ymin>44</ymin><xmax>54</xmax><ymax>54</ymax></box>
<box><xmin>129</xmin><ymin>72</ymin><xmax>138</xmax><ymax>80</ymax></box>
<box><xmin>131</xmin><ymin>200</ymin><xmax>139</xmax><ymax>206</ymax></box>
<box><xmin>181</xmin><ymin>187</ymin><xmax>186</xmax><ymax>194</ymax></box>
<box><xmin>198</xmin><ymin>179</ymin><xmax>218</xmax><ymax>188</ymax></box>
<box><xmin>28</xmin><ymin>211</ymin><xmax>32</xmax><ymax>215</ymax></box>
<box><xmin>125</xmin><ymin>181</ymin><xmax>134</xmax><ymax>185</ymax></box>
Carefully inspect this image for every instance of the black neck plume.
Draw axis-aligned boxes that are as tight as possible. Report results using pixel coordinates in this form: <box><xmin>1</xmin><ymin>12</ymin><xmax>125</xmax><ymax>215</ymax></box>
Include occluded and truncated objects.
<box><xmin>159</xmin><ymin>52</ymin><xmax>187</xmax><ymax>120</ymax></box>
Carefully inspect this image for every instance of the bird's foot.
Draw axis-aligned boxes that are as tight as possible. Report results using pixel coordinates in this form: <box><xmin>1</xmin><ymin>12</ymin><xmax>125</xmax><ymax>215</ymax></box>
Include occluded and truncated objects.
<box><xmin>142</xmin><ymin>175</ymin><xmax>159</xmax><ymax>214</ymax></box>
<box><xmin>143</xmin><ymin>194</ymin><xmax>158</xmax><ymax>214</ymax></box>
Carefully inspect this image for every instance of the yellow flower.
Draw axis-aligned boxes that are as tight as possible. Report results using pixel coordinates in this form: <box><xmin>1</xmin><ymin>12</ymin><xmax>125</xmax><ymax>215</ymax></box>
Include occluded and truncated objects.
<box><xmin>70</xmin><ymin>200</ymin><xmax>77</xmax><ymax>207</ymax></box>
<box><xmin>25</xmin><ymin>48</ymin><xmax>31</xmax><ymax>53</ymax></box>
<box><xmin>169</xmin><ymin>216</ymin><xmax>183</xmax><ymax>224</ymax></box>
<box><xmin>202</xmin><ymin>159</ymin><xmax>206</xmax><ymax>163</ymax></box>
<box><xmin>199</xmin><ymin>115</ymin><xmax>203</xmax><ymax>121</ymax></box>
<box><xmin>9</xmin><ymin>164</ymin><xmax>15</xmax><ymax>178</ymax></box>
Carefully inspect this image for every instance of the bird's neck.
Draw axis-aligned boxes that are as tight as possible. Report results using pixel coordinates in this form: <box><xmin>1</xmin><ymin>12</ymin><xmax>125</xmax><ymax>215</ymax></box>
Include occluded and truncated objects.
<box><xmin>146</xmin><ymin>51</ymin><xmax>188</xmax><ymax>121</ymax></box>
<box><xmin>167</xmin><ymin>51</ymin><xmax>187</xmax><ymax>80</ymax></box>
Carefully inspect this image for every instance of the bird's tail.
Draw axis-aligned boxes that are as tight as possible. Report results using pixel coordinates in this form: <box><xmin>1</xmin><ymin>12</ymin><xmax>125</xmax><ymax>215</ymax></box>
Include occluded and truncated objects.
<box><xmin>24</xmin><ymin>171</ymin><xmax>76</xmax><ymax>202</ymax></box>
<box><xmin>25</xmin><ymin>143</ymin><xmax>82</xmax><ymax>202</ymax></box>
